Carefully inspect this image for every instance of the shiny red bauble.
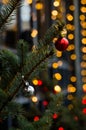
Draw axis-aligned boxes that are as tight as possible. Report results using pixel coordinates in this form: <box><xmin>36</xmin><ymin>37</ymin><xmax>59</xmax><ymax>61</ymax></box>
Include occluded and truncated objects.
<box><xmin>55</xmin><ymin>37</ymin><xmax>69</xmax><ymax>51</ymax></box>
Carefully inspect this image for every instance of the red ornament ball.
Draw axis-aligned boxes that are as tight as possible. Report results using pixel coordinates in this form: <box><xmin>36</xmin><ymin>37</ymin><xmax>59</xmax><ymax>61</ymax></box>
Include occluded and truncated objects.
<box><xmin>55</xmin><ymin>37</ymin><xmax>69</xmax><ymax>51</ymax></box>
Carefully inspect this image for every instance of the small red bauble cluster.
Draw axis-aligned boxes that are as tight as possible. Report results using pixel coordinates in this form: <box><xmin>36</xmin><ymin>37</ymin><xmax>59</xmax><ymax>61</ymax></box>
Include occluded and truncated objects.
<box><xmin>55</xmin><ymin>37</ymin><xmax>69</xmax><ymax>51</ymax></box>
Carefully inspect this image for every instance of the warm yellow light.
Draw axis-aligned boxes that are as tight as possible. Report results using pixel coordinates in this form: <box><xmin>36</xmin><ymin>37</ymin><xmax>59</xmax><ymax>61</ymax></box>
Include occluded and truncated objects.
<box><xmin>67</xmin><ymin>86</ymin><xmax>76</xmax><ymax>93</ymax></box>
<box><xmin>51</xmin><ymin>10</ymin><xmax>58</xmax><ymax>16</ymax></box>
<box><xmin>81</xmin><ymin>47</ymin><xmax>86</xmax><ymax>53</ymax></box>
<box><xmin>51</xmin><ymin>15</ymin><xmax>57</xmax><ymax>20</ymax></box>
<box><xmin>58</xmin><ymin>60</ymin><xmax>63</xmax><ymax>66</ymax></box>
<box><xmin>67</xmin><ymin>44</ymin><xmax>75</xmax><ymax>51</ymax></box>
<box><xmin>66</xmin><ymin>24</ymin><xmax>71</xmax><ymax>30</ymax></box>
<box><xmin>53</xmin><ymin>37</ymin><xmax>58</xmax><ymax>43</ymax></box>
<box><xmin>35</xmin><ymin>2</ymin><xmax>43</xmax><ymax>10</ymax></box>
<box><xmin>67</xmin><ymin>94</ymin><xmax>74</xmax><ymax>100</ymax></box>
<box><xmin>54</xmin><ymin>73</ymin><xmax>62</xmax><ymax>80</ymax></box>
<box><xmin>81</xmin><ymin>70</ymin><xmax>86</xmax><ymax>76</ymax></box>
<box><xmin>82</xmin><ymin>84</ymin><xmax>86</xmax><ymax>92</ymax></box>
<box><xmin>56</xmin><ymin>50</ymin><xmax>62</xmax><ymax>57</ymax></box>
<box><xmin>66</xmin><ymin>14</ymin><xmax>73</xmax><ymax>21</ymax></box>
<box><xmin>66</xmin><ymin>24</ymin><xmax>75</xmax><ymax>31</ymax></box>
<box><xmin>82</xmin><ymin>77</ymin><xmax>86</xmax><ymax>83</ymax></box>
<box><xmin>31</xmin><ymin>29</ymin><xmax>38</xmax><ymax>38</ymax></box>
<box><xmin>68</xmin><ymin>84</ymin><xmax>73</xmax><ymax>87</ymax></box>
<box><xmin>80</xmin><ymin>21</ymin><xmax>86</xmax><ymax>28</ymax></box>
<box><xmin>79</xmin><ymin>15</ymin><xmax>85</xmax><ymax>21</ymax></box>
<box><xmin>80</xmin><ymin>7</ymin><xmax>86</xmax><ymax>13</ymax></box>
<box><xmin>81</xmin><ymin>30</ymin><xmax>86</xmax><ymax>36</ymax></box>
<box><xmin>70</xmin><ymin>54</ymin><xmax>76</xmax><ymax>60</ymax></box>
<box><xmin>31</xmin><ymin>96</ymin><xmax>38</xmax><ymax>103</ymax></box>
<box><xmin>53</xmin><ymin>1</ymin><xmax>60</xmax><ymax>7</ymax></box>
<box><xmin>69</xmin><ymin>5</ymin><xmax>75</xmax><ymax>11</ymax></box>
<box><xmin>26</xmin><ymin>0</ymin><xmax>32</xmax><ymax>4</ymax></box>
<box><xmin>32</xmin><ymin>79</ymin><xmax>38</xmax><ymax>85</ymax></box>
<box><xmin>70</xmin><ymin>76</ymin><xmax>77</xmax><ymax>82</ymax></box>
<box><xmin>82</xmin><ymin>55</ymin><xmax>86</xmax><ymax>60</ymax></box>
<box><xmin>52</xmin><ymin>62</ymin><xmax>58</xmax><ymax>69</ymax></box>
<box><xmin>81</xmin><ymin>61</ymin><xmax>86</xmax><ymax>68</ymax></box>
<box><xmin>54</xmin><ymin>85</ymin><xmax>61</xmax><ymax>93</ymax></box>
<box><xmin>2</xmin><ymin>0</ymin><xmax>9</xmax><ymax>4</ymax></box>
<box><xmin>82</xmin><ymin>38</ymin><xmax>86</xmax><ymax>44</ymax></box>
<box><xmin>68</xmin><ymin>34</ymin><xmax>74</xmax><ymax>40</ymax></box>
<box><xmin>81</xmin><ymin>0</ymin><xmax>86</xmax><ymax>5</ymax></box>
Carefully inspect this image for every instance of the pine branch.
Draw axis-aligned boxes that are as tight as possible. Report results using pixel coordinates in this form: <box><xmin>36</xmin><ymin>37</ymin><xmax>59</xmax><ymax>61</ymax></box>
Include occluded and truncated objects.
<box><xmin>0</xmin><ymin>50</ymin><xmax>53</xmax><ymax>112</ymax></box>
<box><xmin>0</xmin><ymin>20</ymin><xmax>65</xmax><ymax>112</ymax></box>
<box><xmin>0</xmin><ymin>0</ymin><xmax>20</xmax><ymax>29</ymax></box>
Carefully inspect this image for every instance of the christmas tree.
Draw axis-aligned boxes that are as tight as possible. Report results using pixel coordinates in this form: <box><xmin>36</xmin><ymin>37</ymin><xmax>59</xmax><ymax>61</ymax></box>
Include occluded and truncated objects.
<box><xmin>0</xmin><ymin>0</ymin><xmax>86</xmax><ymax>130</ymax></box>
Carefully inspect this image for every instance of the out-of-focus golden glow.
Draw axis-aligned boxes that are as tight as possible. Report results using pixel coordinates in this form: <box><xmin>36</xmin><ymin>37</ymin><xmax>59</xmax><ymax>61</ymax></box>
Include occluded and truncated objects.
<box><xmin>67</xmin><ymin>84</ymin><xmax>76</xmax><ymax>93</ymax></box>
<box><xmin>51</xmin><ymin>15</ymin><xmax>57</xmax><ymax>20</ymax></box>
<box><xmin>58</xmin><ymin>60</ymin><xmax>63</xmax><ymax>66</ymax></box>
<box><xmin>80</xmin><ymin>21</ymin><xmax>86</xmax><ymax>28</ymax></box>
<box><xmin>51</xmin><ymin>60</ymin><xmax>63</xmax><ymax>68</ymax></box>
<box><xmin>67</xmin><ymin>44</ymin><xmax>75</xmax><ymax>51</ymax></box>
<box><xmin>51</xmin><ymin>10</ymin><xmax>58</xmax><ymax>16</ymax></box>
<box><xmin>26</xmin><ymin>0</ymin><xmax>32</xmax><ymax>4</ymax></box>
<box><xmin>32</xmin><ymin>79</ymin><xmax>38</xmax><ymax>85</ymax></box>
<box><xmin>68</xmin><ymin>84</ymin><xmax>74</xmax><ymax>87</ymax></box>
<box><xmin>2</xmin><ymin>0</ymin><xmax>9</xmax><ymax>4</ymax></box>
<box><xmin>31</xmin><ymin>96</ymin><xmax>38</xmax><ymax>103</ymax></box>
<box><xmin>66</xmin><ymin>24</ymin><xmax>75</xmax><ymax>31</ymax></box>
<box><xmin>54</xmin><ymin>73</ymin><xmax>62</xmax><ymax>80</ymax></box>
<box><xmin>67</xmin><ymin>94</ymin><xmax>74</xmax><ymax>100</ymax></box>
<box><xmin>79</xmin><ymin>15</ymin><xmax>85</xmax><ymax>21</ymax></box>
<box><xmin>82</xmin><ymin>77</ymin><xmax>86</xmax><ymax>82</ymax></box>
<box><xmin>66</xmin><ymin>14</ymin><xmax>74</xmax><ymax>21</ymax></box>
<box><xmin>82</xmin><ymin>55</ymin><xmax>86</xmax><ymax>60</ymax></box>
<box><xmin>81</xmin><ymin>30</ymin><xmax>86</xmax><ymax>36</ymax></box>
<box><xmin>53</xmin><ymin>37</ymin><xmax>58</xmax><ymax>43</ymax></box>
<box><xmin>82</xmin><ymin>38</ymin><xmax>86</xmax><ymax>44</ymax></box>
<box><xmin>80</xmin><ymin>7</ymin><xmax>86</xmax><ymax>13</ymax></box>
<box><xmin>70</xmin><ymin>54</ymin><xmax>76</xmax><ymax>60</ymax></box>
<box><xmin>82</xmin><ymin>84</ymin><xmax>86</xmax><ymax>92</ymax></box>
<box><xmin>81</xmin><ymin>70</ymin><xmax>86</xmax><ymax>76</ymax></box>
<box><xmin>56</xmin><ymin>50</ymin><xmax>62</xmax><ymax>57</ymax></box>
<box><xmin>54</xmin><ymin>85</ymin><xmax>61</xmax><ymax>93</ymax></box>
<box><xmin>70</xmin><ymin>76</ymin><xmax>77</xmax><ymax>82</ymax></box>
<box><xmin>81</xmin><ymin>61</ymin><xmax>86</xmax><ymax>68</ymax></box>
<box><xmin>69</xmin><ymin>5</ymin><xmax>75</xmax><ymax>11</ymax></box>
<box><xmin>81</xmin><ymin>47</ymin><xmax>86</xmax><ymax>53</ymax></box>
<box><xmin>52</xmin><ymin>62</ymin><xmax>58</xmax><ymax>69</ymax></box>
<box><xmin>35</xmin><ymin>2</ymin><xmax>43</xmax><ymax>10</ymax></box>
<box><xmin>81</xmin><ymin>0</ymin><xmax>86</xmax><ymax>5</ymax></box>
<box><xmin>68</xmin><ymin>34</ymin><xmax>74</xmax><ymax>40</ymax></box>
<box><xmin>68</xmin><ymin>86</ymin><xmax>76</xmax><ymax>93</ymax></box>
<box><xmin>53</xmin><ymin>1</ymin><xmax>60</xmax><ymax>7</ymax></box>
<box><xmin>31</xmin><ymin>29</ymin><xmax>38</xmax><ymax>38</ymax></box>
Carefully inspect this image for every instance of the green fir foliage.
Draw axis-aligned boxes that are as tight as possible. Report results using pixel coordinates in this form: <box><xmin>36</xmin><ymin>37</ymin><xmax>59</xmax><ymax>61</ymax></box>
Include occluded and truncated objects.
<box><xmin>0</xmin><ymin>0</ymin><xmax>21</xmax><ymax>29</ymax></box>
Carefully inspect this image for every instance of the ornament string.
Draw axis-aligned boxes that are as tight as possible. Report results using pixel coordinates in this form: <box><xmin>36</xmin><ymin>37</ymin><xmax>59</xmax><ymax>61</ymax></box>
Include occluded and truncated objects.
<box><xmin>20</xmin><ymin>44</ymin><xmax>35</xmax><ymax>94</ymax></box>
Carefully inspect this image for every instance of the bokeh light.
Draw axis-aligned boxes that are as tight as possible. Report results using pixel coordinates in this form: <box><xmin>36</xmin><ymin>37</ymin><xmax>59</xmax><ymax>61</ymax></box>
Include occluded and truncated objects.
<box><xmin>54</xmin><ymin>85</ymin><xmax>62</xmax><ymax>93</ymax></box>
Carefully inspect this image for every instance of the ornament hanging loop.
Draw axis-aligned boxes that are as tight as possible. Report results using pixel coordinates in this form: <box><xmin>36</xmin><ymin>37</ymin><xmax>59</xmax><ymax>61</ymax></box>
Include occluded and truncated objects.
<box><xmin>60</xmin><ymin>27</ymin><xmax>67</xmax><ymax>38</ymax></box>
<box><xmin>22</xmin><ymin>75</ymin><xmax>35</xmax><ymax>95</ymax></box>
